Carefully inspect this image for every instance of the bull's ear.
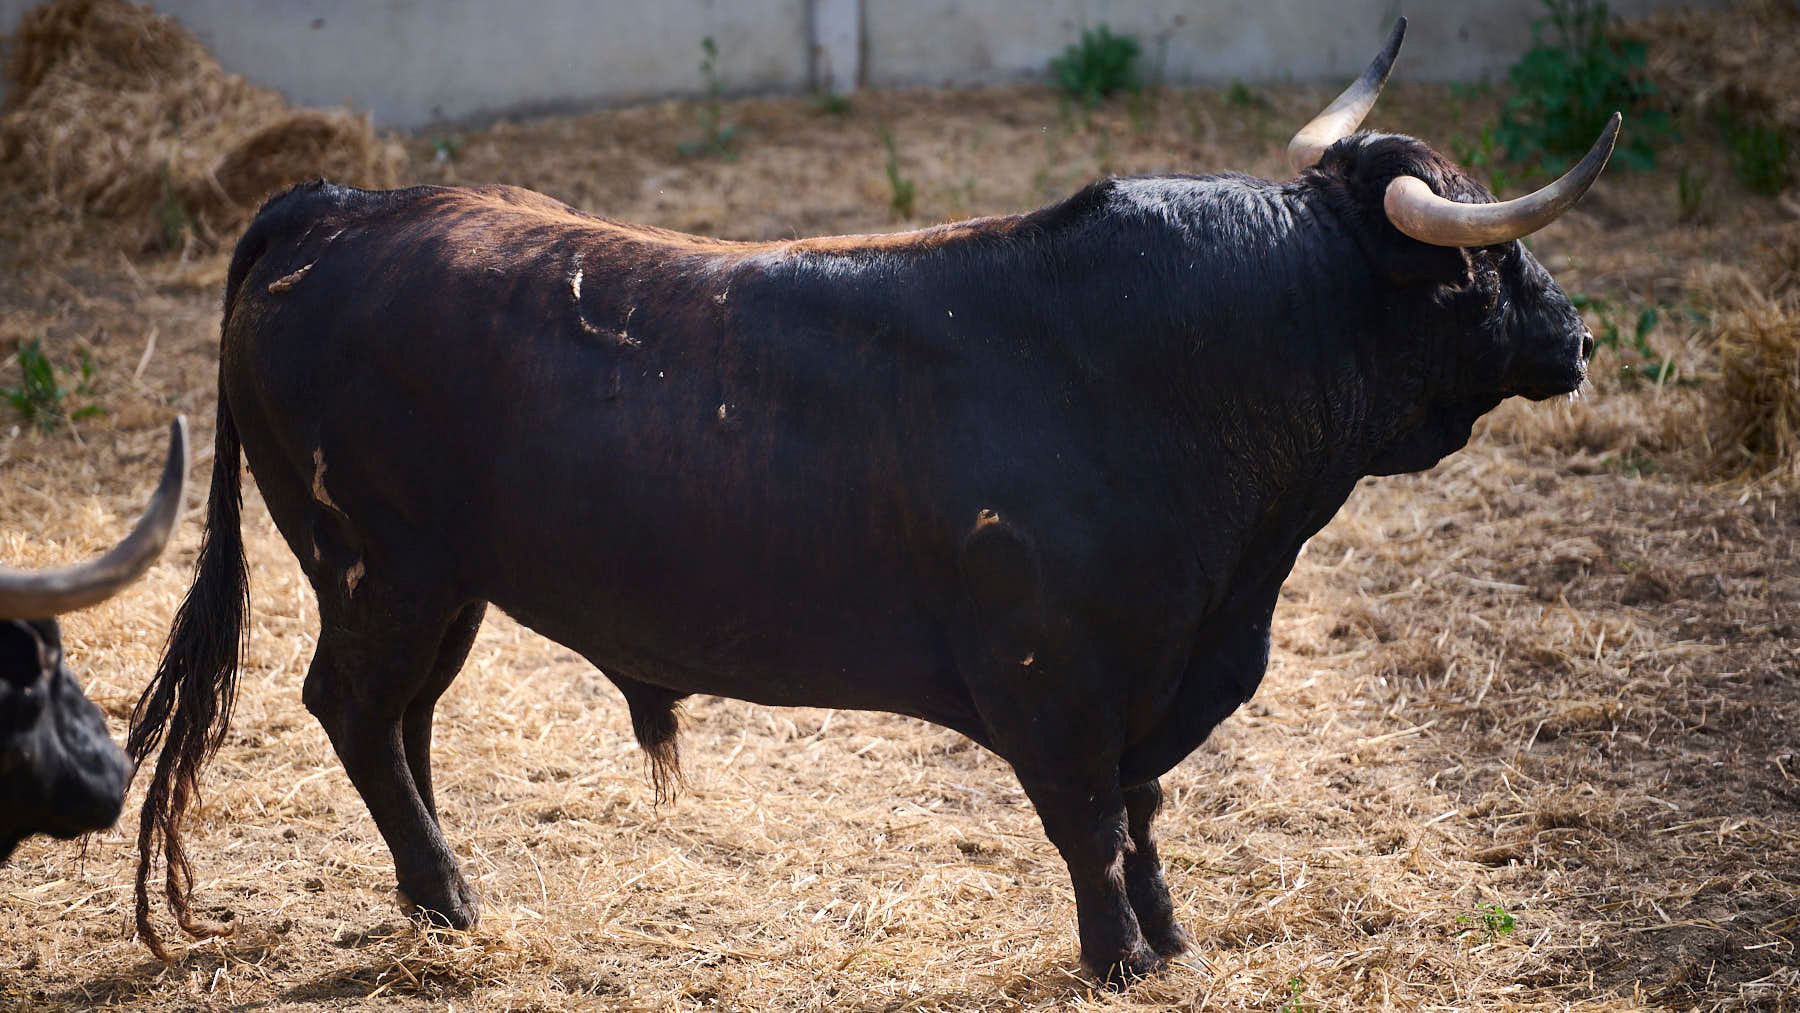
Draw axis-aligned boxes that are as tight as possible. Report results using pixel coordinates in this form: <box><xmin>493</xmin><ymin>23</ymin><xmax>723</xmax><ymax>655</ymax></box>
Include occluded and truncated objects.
<box><xmin>1372</xmin><ymin>236</ymin><xmax>1472</xmax><ymax>288</ymax></box>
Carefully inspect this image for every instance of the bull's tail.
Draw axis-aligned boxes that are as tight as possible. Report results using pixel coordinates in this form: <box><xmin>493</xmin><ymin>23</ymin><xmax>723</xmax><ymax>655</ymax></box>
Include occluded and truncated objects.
<box><xmin>126</xmin><ymin>262</ymin><xmax>257</xmax><ymax>962</ymax></box>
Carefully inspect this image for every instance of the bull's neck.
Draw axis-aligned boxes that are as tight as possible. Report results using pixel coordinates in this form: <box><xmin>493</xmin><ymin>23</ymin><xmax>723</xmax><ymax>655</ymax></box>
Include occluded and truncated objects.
<box><xmin>1082</xmin><ymin>179</ymin><xmax>1375</xmax><ymax>521</ymax></box>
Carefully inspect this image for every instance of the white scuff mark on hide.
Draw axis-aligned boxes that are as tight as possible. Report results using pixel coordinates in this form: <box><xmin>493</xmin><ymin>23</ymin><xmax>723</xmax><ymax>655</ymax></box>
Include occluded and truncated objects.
<box><xmin>570</xmin><ymin>265</ymin><xmax>602</xmax><ymax>336</ymax></box>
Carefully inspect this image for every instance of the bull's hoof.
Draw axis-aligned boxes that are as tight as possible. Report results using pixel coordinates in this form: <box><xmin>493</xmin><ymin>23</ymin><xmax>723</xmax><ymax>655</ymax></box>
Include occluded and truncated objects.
<box><xmin>1144</xmin><ymin>919</ymin><xmax>1190</xmax><ymax>957</ymax></box>
<box><xmin>1089</xmin><ymin>942</ymin><xmax>1167</xmax><ymax>990</ymax></box>
<box><xmin>395</xmin><ymin>876</ymin><xmax>480</xmax><ymax>930</ymax></box>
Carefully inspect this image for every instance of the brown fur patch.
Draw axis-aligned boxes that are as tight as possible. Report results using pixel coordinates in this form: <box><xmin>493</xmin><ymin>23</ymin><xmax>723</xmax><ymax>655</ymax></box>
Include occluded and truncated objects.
<box><xmin>414</xmin><ymin>185</ymin><xmax>1026</xmax><ymax>270</ymax></box>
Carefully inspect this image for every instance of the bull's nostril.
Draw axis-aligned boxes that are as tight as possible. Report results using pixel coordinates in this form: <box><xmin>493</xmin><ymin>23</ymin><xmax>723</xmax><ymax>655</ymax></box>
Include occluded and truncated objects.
<box><xmin>1581</xmin><ymin>330</ymin><xmax>1595</xmax><ymax>361</ymax></box>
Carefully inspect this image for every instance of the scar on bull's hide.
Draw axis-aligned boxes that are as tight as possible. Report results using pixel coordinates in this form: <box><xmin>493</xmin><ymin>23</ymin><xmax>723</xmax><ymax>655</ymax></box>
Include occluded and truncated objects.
<box><xmin>569</xmin><ymin>255</ymin><xmax>639</xmax><ymax>348</ymax></box>
<box><xmin>266</xmin><ymin>229</ymin><xmax>342</xmax><ymax>295</ymax></box>
<box><xmin>266</xmin><ymin>263</ymin><xmax>312</xmax><ymax>294</ymax></box>
<box><xmin>310</xmin><ymin>449</ymin><xmax>364</xmax><ymax>594</ymax></box>
<box><xmin>311</xmin><ymin>449</ymin><xmax>337</xmax><ymax>510</ymax></box>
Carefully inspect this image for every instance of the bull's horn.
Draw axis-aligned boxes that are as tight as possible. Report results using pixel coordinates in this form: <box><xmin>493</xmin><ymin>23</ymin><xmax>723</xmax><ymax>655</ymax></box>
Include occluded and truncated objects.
<box><xmin>0</xmin><ymin>418</ymin><xmax>189</xmax><ymax>619</ymax></box>
<box><xmin>1286</xmin><ymin>18</ymin><xmax>1407</xmax><ymax>174</ymax></box>
<box><xmin>1384</xmin><ymin>113</ymin><xmax>1621</xmax><ymax>247</ymax></box>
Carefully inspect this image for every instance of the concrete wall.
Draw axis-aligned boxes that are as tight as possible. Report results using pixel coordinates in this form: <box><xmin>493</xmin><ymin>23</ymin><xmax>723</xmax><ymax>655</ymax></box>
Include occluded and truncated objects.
<box><xmin>862</xmin><ymin>0</ymin><xmax>1722</xmax><ymax>88</ymax></box>
<box><xmin>0</xmin><ymin>0</ymin><xmax>1727</xmax><ymax>129</ymax></box>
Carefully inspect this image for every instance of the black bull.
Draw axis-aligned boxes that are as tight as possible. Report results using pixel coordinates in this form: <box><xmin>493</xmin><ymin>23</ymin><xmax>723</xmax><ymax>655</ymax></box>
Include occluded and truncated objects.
<box><xmin>129</xmin><ymin>29</ymin><xmax>1617</xmax><ymax>982</ymax></box>
<box><xmin>1</xmin><ymin>420</ymin><xmax>187</xmax><ymax>862</ymax></box>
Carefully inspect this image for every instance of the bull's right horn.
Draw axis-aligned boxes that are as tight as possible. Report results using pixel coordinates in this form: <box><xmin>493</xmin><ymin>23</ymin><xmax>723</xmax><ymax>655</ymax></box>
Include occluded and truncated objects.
<box><xmin>0</xmin><ymin>418</ymin><xmax>189</xmax><ymax>619</ymax></box>
<box><xmin>1383</xmin><ymin>113</ymin><xmax>1621</xmax><ymax>247</ymax></box>
<box><xmin>1286</xmin><ymin>18</ymin><xmax>1407</xmax><ymax>174</ymax></box>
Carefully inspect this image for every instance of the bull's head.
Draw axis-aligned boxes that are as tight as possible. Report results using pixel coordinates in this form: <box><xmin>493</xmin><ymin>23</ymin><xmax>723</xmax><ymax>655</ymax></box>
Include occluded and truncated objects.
<box><xmin>1285</xmin><ymin>20</ymin><xmax>1613</xmax><ymax>470</ymax></box>
<box><xmin>1</xmin><ymin>419</ymin><xmax>187</xmax><ymax>862</ymax></box>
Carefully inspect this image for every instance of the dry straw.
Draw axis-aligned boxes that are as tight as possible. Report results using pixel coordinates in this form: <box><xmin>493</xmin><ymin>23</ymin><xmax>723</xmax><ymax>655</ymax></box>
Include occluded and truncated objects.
<box><xmin>1690</xmin><ymin>232</ymin><xmax>1800</xmax><ymax>480</ymax></box>
<box><xmin>1</xmin><ymin>1</ymin><xmax>1797</xmax><ymax>1010</ymax></box>
<box><xmin>1629</xmin><ymin>0</ymin><xmax>1800</xmax><ymax>134</ymax></box>
<box><xmin>0</xmin><ymin>0</ymin><xmax>399</xmax><ymax>251</ymax></box>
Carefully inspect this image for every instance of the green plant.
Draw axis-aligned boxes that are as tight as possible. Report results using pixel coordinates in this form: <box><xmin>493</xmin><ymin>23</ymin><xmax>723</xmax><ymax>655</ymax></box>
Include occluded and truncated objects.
<box><xmin>1225</xmin><ymin>79</ymin><xmax>1267</xmax><ymax>110</ymax></box>
<box><xmin>1496</xmin><ymin>0</ymin><xmax>1668</xmax><ymax>174</ymax></box>
<box><xmin>1457</xmin><ymin>902</ymin><xmax>1518</xmax><ymax>942</ymax></box>
<box><xmin>152</xmin><ymin>161</ymin><xmax>193</xmax><ymax>252</ymax></box>
<box><xmin>1050</xmin><ymin>24</ymin><xmax>1140</xmax><ymax>108</ymax></box>
<box><xmin>1723</xmin><ymin>116</ymin><xmax>1793</xmax><ymax>195</ymax></box>
<box><xmin>430</xmin><ymin>133</ymin><xmax>464</xmax><ymax>163</ymax></box>
<box><xmin>1607</xmin><ymin>448</ymin><xmax>1661</xmax><ymax>477</ymax></box>
<box><xmin>1677</xmin><ymin>164</ymin><xmax>1710</xmax><ymax>221</ymax></box>
<box><xmin>1451</xmin><ymin>125</ymin><xmax>1514</xmax><ymax>194</ymax></box>
<box><xmin>814</xmin><ymin>91</ymin><xmax>852</xmax><ymax>117</ymax></box>
<box><xmin>2</xmin><ymin>340</ymin><xmax>106</xmax><ymax>434</ymax></box>
<box><xmin>1572</xmin><ymin>293</ymin><xmax>1676</xmax><ymax>384</ymax></box>
<box><xmin>1279</xmin><ymin>975</ymin><xmax>1315</xmax><ymax>1013</ymax></box>
<box><xmin>882</xmin><ymin>131</ymin><xmax>915</xmax><ymax>220</ymax></box>
<box><xmin>680</xmin><ymin>36</ymin><xmax>738</xmax><ymax>158</ymax></box>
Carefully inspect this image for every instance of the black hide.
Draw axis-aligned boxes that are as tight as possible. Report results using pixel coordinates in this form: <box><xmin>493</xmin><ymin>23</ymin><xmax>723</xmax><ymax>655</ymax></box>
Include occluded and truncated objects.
<box><xmin>1</xmin><ymin>618</ymin><xmax>131</xmax><ymax>862</ymax></box>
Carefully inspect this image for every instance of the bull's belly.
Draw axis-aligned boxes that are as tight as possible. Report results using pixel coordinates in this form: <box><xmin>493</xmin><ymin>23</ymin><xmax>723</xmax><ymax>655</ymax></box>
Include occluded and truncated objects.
<box><xmin>481</xmin><ymin>564</ymin><xmax>985</xmax><ymax>737</ymax></box>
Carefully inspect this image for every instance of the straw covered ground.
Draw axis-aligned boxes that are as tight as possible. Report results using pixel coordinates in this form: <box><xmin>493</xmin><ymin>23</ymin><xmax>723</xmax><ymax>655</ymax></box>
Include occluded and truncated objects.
<box><xmin>1</xmin><ymin>2</ymin><xmax>1796</xmax><ymax>1010</ymax></box>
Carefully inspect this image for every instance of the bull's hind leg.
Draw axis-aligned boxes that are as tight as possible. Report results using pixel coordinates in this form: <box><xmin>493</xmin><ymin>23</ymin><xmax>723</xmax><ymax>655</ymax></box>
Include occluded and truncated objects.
<box><xmin>302</xmin><ymin>579</ymin><xmax>483</xmax><ymax>929</ymax></box>
<box><xmin>1123</xmin><ymin>779</ymin><xmax>1188</xmax><ymax>956</ymax></box>
<box><xmin>404</xmin><ymin>603</ymin><xmax>488</xmax><ymax>821</ymax></box>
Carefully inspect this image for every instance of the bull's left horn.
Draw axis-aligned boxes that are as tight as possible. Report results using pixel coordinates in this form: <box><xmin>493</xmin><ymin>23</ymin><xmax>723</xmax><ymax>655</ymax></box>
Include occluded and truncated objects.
<box><xmin>1286</xmin><ymin>18</ymin><xmax>1407</xmax><ymax>174</ymax></box>
<box><xmin>0</xmin><ymin>418</ymin><xmax>189</xmax><ymax>619</ymax></box>
<box><xmin>1384</xmin><ymin>113</ymin><xmax>1621</xmax><ymax>247</ymax></box>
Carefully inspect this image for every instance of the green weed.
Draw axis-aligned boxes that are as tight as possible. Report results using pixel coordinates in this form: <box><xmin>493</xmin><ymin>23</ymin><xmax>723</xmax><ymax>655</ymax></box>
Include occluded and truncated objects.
<box><xmin>1677</xmin><ymin>164</ymin><xmax>1710</xmax><ymax>221</ymax></box>
<box><xmin>882</xmin><ymin>131</ymin><xmax>916</xmax><ymax>220</ymax></box>
<box><xmin>1723</xmin><ymin>116</ymin><xmax>1793</xmax><ymax>195</ymax></box>
<box><xmin>1451</xmin><ymin>126</ymin><xmax>1514</xmax><ymax>194</ymax></box>
<box><xmin>1456</xmin><ymin>903</ymin><xmax>1518</xmax><ymax>942</ymax></box>
<box><xmin>1050</xmin><ymin>24</ymin><xmax>1140</xmax><ymax>108</ymax></box>
<box><xmin>814</xmin><ymin>91</ymin><xmax>852</xmax><ymax>117</ymax></box>
<box><xmin>1279</xmin><ymin>975</ymin><xmax>1315</xmax><ymax>1013</ymax></box>
<box><xmin>1607</xmin><ymin>448</ymin><xmax>1662</xmax><ymax>477</ymax></box>
<box><xmin>430</xmin><ymin>133</ymin><xmax>464</xmax><ymax>163</ymax></box>
<box><xmin>680</xmin><ymin>36</ymin><xmax>739</xmax><ymax>158</ymax></box>
<box><xmin>1496</xmin><ymin>0</ymin><xmax>1669</xmax><ymax>174</ymax></box>
<box><xmin>1573</xmin><ymin>293</ymin><xmax>1678</xmax><ymax>385</ymax></box>
<box><xmin>152</xmin><ymin>162</ymin><xmax>193</xmax><ymax>252</ymax></box>
<box><xmin>1225</xmin><ymin>79</ymin><xmax>1267</xmax><ymax>110</ymax></box>
<box><xmin>2</xmin><ymin>340</ymin><xmax>106</xmax><ymax>434</ymax></box>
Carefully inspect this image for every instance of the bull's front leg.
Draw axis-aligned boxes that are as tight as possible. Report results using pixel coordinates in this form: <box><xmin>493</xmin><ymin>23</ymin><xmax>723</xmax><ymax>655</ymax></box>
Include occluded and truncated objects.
<box><xmin>962</xmin><ymin>643</ymin><xmax>1161</xmax><ymax>982</ymax></box>
<box><xmin>955</xmin><ymin>510</ymin><xmax>1163</xmax><ymax>983</ymax></box>
<box><xmin>1018</xmin><ymin>773</ymin><xmax>1164</xmax><ymax>984</ymax></box>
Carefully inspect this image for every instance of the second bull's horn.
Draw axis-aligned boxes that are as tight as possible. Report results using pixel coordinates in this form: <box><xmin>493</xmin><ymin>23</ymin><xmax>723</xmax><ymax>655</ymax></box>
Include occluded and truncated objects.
<box><xmin>1383</xmin><ymin>113</ymin><xmax>1621</xmax><ymax>247</ymax></box>
<box><xmin>0</xmin><ymin>417</ymin><xmax>189</xmax><ymax>619</ymax></box>
<box><xmin>1287</xmin><ymin>18</ymin><xmax>1407</xmax><ymax>174</ymax></box>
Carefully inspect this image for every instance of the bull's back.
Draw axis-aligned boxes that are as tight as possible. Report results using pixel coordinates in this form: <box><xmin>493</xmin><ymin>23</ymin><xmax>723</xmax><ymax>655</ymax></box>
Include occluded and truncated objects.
<box><xmin>220</xmin><ymin>184</ymin><xmax>1013</xmax><ymax>721</ymax></box>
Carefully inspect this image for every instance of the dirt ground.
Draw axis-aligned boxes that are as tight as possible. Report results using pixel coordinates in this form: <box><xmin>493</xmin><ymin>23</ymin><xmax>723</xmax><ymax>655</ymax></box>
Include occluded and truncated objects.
<box><xmin>1</xmin><ymin>68</ymin><xmax>1797</xmax><ymax>1013</ymax></box>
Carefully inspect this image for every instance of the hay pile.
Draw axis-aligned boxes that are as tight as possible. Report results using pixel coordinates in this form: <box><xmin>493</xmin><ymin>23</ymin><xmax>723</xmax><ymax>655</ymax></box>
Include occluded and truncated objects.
<box><xmin>1693</xmin><ymin>231</ymin><xmax>1800</xmax><ymax>480</ymax></box>
<box><xmin>1630</xmin><ymin>0</ymin><xmax>1800</xmax><ymax>134</ymax></box>
<box><xmin>0</xmin><ymin>0</ymin><xmax>400</xmax><ymax>251</ymax></box>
